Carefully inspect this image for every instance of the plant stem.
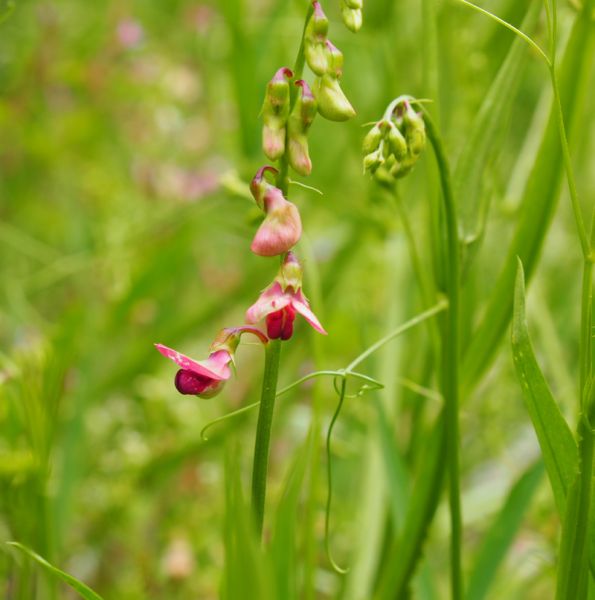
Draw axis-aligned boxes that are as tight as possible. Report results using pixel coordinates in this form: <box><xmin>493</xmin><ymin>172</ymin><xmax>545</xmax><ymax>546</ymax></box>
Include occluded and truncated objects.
<box><xmin>424</xmin><ymin>114</ymin><xmax>463</xmax><ymax>600</ymax></box>
<box><xmin>251</xmin><ymin>339</ymin><xmax>282</xmax><ymax>538</ymax></box>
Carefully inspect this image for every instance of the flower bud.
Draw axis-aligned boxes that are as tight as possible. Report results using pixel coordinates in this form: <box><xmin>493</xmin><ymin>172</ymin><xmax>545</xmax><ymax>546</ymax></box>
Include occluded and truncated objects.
<box><xmin>362</xmin><ymin>121</ymin><xmax>384</xmax><ymax>155</ymax></box>
<box><xmin>251</xmin><ymin>187</ymin><xmax>302</xmax><ymax>256</ymax></box>
<box><xmin>287</xmin><ymin>80</ymin><xmax>317</xmax><ymax>175</ymax></box>
<box><xmin>363</xmin><ymin>147</ymin><xmax>384</xmax><ymax>174</ymax></box>
<box><xmin>266</xmin><ymin>304</ymin><xmax>296</xmax><ymax>340</ymax></box>
<box><xmin>387</xmin><ymin>122</ymin><xmax>408</xmax><ymax>161</ymax></box>
<box><xmin>304</xmin><ymin>2</ymin><xmax>330</xmax><ymax>76</ymax></box>
<box><xmin>261</xmin><ymin>67</ymin><xmax>293</xmax><ymax>160</ymax></box>
<box><xmin>324</xmin><ymin>40</ymin><xmax>344</xmax><ymax>78</ymax></box>
<box><xmin>250</xmin><ymin>165</ymin><xmax>278</xmax><ymax>209</ymax></box>
<box><xmin>341</xmin><ymin>3</ymin><xmax>362</xmax><ymax>33</ymax></box>
<box><xmin>402</xmin><ymin>102</ymin><xmax>426</xmax><ymax>158</ymax></box>
<box><xmin>314</xmin><ymin>74</ymin><xmax>356</xmax><ymax>122</ymax></box>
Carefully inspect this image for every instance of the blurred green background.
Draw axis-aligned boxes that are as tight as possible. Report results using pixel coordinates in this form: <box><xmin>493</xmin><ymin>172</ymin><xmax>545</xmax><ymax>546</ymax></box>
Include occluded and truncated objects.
<box><xmin>1</xmin><ymin>0</ymin><xmax>593</xmax><ymax>598</ymax></box>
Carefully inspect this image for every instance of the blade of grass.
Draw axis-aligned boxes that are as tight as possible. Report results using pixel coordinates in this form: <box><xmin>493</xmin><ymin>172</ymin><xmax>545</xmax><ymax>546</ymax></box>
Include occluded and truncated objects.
<box><xmin>465</xmin><ymin>461</ymin><xmax>544</xmax><ymax>600</ymax></box>
<box><xmin>462</xmin><ymin>3</ymin><xmax>595</xmax><ymax>391</ymax></box>
<box><xmin>6</xmin><ymin>542</ymin><xmax>103</xmax><ymax>600</ymax></box>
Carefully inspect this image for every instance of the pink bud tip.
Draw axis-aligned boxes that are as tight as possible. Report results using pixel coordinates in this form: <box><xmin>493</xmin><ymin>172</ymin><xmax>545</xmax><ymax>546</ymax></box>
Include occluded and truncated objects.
<box><xmin>273</xmin><ymin>67</ymin><xmax>294</xmax><ymax>81</ymax></box>
<box><xmin>295</xmin><ymin>79</ymin><xmax>314</xmax><ymax>100</ymax></box>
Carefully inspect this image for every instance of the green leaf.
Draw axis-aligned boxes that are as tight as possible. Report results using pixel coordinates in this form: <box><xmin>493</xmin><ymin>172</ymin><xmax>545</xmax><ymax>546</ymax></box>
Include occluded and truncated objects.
<box><xmin>462</xmin><ymin>5</ymin><xmax>595</xmax><ymax>391</ymax></box>
<box><xmin>511</xmin><ymin>260</ymin><xmax>577</xmax><ymax>516</ymax></box>
<box><xmin>465</xmin><ymin>461</ymin><xmax>543</xmax><ymax>600</ymax></box>
<box><xmin>6</xmin><ymin>542</ymin><xmax>104</xmax><ymax>600</ymax></box>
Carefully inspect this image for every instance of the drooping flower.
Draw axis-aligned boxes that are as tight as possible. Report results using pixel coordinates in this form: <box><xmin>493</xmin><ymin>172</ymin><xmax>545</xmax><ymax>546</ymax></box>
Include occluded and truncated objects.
<box><xmin>155</xmin><ymin>327</ymin><xmax>268</xmax><ymax>397</ymax></box>
<box><xmin>249</xmin><ymin>166</ymin><xmax>302</xmax><ymax>257</ymax></box>
<box><xmin>246</xmin><ymin>252</ymin><xmax>327</xmax><ymax>340</ymax></box>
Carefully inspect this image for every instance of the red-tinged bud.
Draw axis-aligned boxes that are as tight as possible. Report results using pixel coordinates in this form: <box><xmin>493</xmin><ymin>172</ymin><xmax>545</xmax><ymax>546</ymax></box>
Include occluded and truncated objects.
<box><xmin>314</xmin><ymin>74</ymin><xmax>356</xmax><ymax>122</ymax></box>
<box><xmin>287</xmin><ymin>81</ymin><xmax>317</xmax><ymax>176</ymax></box>
<box><xmin>341</xmin><ymin>5</ymin><xmax>362</xmax><ymax>33</ymax></box>
<box><xmin>325</xmin><ymin>41</ymin><xmax>344</xmax><ymax>77</ymax></box>
<box><xmin>266</xmin><ymin>304</ymin><xmax>296</xmax><ymax>340</ymax></box>
<box><xmin>251</xmin><ymin>188</ymin><xmax>302</xmax><ymax>256</ymax></box>
<box><xmin>305</xmin><ymin>2</ymin><xmax>330</xmax><ymax>76</ymax></box>
<box><xmin>250</xmin><ymin>165</ymin><xmax>278</xmax><ymax>209</ymax></box>
<box><xmin>261</xmin><ymin>67</ymin><xmax>293</xmax><ymax>160</ymax></box>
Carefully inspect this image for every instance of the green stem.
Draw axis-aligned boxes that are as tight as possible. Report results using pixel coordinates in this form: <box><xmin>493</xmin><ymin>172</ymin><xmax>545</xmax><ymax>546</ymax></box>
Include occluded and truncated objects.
<box><xmin>251</xmin><ymin>339</ymin><xmax>282</xmax><ymax>538</ymax></box>
<box><xmin>424</xmin><ymin>114</ymin><xmax>463</xmax><ymax>600</ymax></box>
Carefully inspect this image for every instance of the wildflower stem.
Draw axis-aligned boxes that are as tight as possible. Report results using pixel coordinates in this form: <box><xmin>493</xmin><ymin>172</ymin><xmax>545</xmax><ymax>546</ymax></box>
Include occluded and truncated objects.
<box><xmin>251</xmin><ymin>338</ymin><xmax>282</xmax><ymax>538</ymax></box>
<box><xmin>424</xmin><ymin>113</ymin><xmax>463</xmax><ymax>600</ymax></box>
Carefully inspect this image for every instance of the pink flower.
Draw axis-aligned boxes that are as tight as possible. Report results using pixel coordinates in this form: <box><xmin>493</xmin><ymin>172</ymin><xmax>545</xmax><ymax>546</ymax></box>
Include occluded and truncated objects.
<box><xmin>249</xmin><ymin>166</ymin><xmax>302</xmax><ymax>257</ymax></box>
<box><xmin>155</xmin><ymin>327</ymin><xmax>268</xmax><ymax>397</ymax></box>
<box><xmin>155</xmin><ymin>344</ymin><xmax>232</xmax><ymax>397</ymax></box>
<box><xmin>246</xmin><ymin>252</ymin><xmax>326</xmax><ymax>340</ymax></box>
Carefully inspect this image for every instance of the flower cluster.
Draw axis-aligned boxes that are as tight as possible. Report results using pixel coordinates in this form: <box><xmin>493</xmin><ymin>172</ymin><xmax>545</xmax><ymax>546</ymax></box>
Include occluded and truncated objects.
<box><xmin>363</xmin><ymin>98</ymin><xmax>426</xmax><ymax>184</ymax></box>
<box><xmin>154</xmin><ymin>1</ymin><xmax>357</xmax><ymax>399</ymax></box>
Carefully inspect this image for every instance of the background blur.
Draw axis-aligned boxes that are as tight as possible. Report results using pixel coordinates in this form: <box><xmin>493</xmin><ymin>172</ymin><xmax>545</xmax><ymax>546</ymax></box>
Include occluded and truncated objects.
<box><xmin>1</xmin><ymin>0</ymin><xmax>593</xmax><ymax>598</ymax></box>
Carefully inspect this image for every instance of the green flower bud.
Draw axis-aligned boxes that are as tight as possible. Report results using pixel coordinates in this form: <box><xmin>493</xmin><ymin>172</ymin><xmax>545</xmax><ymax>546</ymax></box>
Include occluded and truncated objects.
<box><xmin>344</xmin><ymin>0</ymin><xmax>363</xmax><ymax>8</ymax></box>
<box><xmin>362</xmin><ymin>121</ymin><xmax>384</xmax><ymax>155</ymax></box>
<box><xmin>261</xmin><ymin>67</ymin><xmax>293</xmax><ymax>161</ymax></box>
<box><xmin>363</xmin><ymin>147</ymin><xmax>384</xmax><ymax>174</ymax></box>
<box><xmin>324</xmin><ymin>40</ymin><xmax>344</xmax><ymax>78</ymax></box>
<box><xmin>341</xmin><ymin>4</ymin><xmax>362</xmax><ymax>33</ymax></box>
<box><xmin>387</xmin><ymin>122</ymin><xmax>408</xmax><ymax>161</ymax></box>
<box><xmin>314</xmin><ymin>74</ymin><xmax>356</xmax><ymax>122</ymax></box>
<box><xmin>287</xmin><ymin>80</ymin><xmax>317</xmax><ymax>176</ymax></box>
<box><xmin>402</xmin><ymin>101</ymin><xmax>426</xmax><ymax>158</ymax></box>
<box><xmin>304</xmin><ymin>2</ymin><xmax>330</xmax><ymax>76</ymax></box>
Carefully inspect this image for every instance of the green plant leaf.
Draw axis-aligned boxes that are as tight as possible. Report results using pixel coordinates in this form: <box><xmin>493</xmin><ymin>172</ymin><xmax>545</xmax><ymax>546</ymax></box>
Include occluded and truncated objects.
<box><xmin>511</xmin><ymin>260</ymin><xmax>577</xmax><ymax>516</ymax></box>
<box><xmin>6</xmin><ymin>542</ymin><xmax>103</xmax><ymax>600</ymax></box>
<box><xmin>465</xmin><ymin>461</ymin><xmax>543</xmax><ymax>600</ymax></box>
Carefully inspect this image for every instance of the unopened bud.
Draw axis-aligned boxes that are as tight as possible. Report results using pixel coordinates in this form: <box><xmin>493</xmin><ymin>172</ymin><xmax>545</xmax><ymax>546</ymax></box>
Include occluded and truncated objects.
<box><xmin>341</xmin><ymin>4</ymin><xmax>362</xmax><ymax>33</ymax></box>
<box><xmin>344</xmin><ymin>0</ymin><xmax>363</xmax><ymax>8</ymax></box>
<box><xmin>362</xmin><ymin>122</ymin><xmax>384</xmax><ymax>155</ymax></box>
<box><xmin>324</xmin><ymin>40</ymin><xmax>344</xmax><ymax>78</ymax></box>
<box><xmin>251</xmin><ymin>188</ymin><xmax>302</xmax><ymax>256</ymax></box>
<box><xmin>402</xmin><ymin>102</ymin><xmax>426</xmax><ymax>158</ymax></box>
<box><xmin>287</xmin><ymin>81</ymin><xmax>317</xmax><ymax>176</ymax></box>
<box><xmin>261</xmin><ymin>67</ymin><xmax>293</xmax><ymax>160</ymax></box>
<box><xmin>363</xmin><ymin>147</ymin><xmax>384</xmax><ymax>174</ymax></box>
<box><xmin>314</xmin><ymin>74</ymin><xmax>356</xmax><ymax>122</ymax></box>
<box><xmin>387</xmin><ymin>122</ymin><xmax>408</xmax><ymax>161</ymax></box>
<box><xmin>305</xmin><ymin>2</ymin><xmax>330</xmax><ymax>76</ymax></box>
<box><xmin>250</xmin><ymin>165</ymin><xmax>278</xmax><ymax>209</ymax></box>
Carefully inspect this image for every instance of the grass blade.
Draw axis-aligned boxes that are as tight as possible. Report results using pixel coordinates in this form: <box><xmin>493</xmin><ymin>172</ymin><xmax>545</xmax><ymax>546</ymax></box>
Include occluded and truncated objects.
<box><xmin>462</xmin><ymin>5</ymin><xmax>595</xmax><ymax>391</ymax></box>
<box><xmin>6</xmin><ymin>542</ymin><xmax>103</xmax><ymax>600</ymax></box>
<box><xmin>511</xmin><ymin>260</ymin><xmax>577</xmax><ymax>516</ymax></box>
<box><xmin>465</xmin><ymin>461</ymin><xmax>543</xmax><ymax>600</ymax></box>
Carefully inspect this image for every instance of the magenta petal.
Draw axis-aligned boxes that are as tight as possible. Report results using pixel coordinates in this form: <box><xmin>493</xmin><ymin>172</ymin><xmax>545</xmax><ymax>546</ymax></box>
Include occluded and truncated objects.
<box><xmin>245</xmin><ymin>282</ymin><xmax>291</xmax><ymax>324</ymax></box>
<box><xmin>154</xmin><ymin>343</ymin><xmax>230</xmax><ymax>380</ymax></box>
<box><xmin>291</xmin><ymin>290</ymin><xmax>327</xmax><ymax>335</ymax></box>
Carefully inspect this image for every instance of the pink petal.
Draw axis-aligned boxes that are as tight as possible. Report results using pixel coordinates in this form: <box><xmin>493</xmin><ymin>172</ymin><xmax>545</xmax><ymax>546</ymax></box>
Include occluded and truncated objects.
<box><xmin>291</xmin><ymin>290</ymin><xmax>327</xmax><ymax>335</ymax></box>
<box><xmin>154</xmin><ymin>343</ymin><xmax>230</xmax><ymax>380</ymax></box>
<box><xmin>245</xmin><ymin>282</ymin><xmax>291</xmax><ymax>324</ymax></box>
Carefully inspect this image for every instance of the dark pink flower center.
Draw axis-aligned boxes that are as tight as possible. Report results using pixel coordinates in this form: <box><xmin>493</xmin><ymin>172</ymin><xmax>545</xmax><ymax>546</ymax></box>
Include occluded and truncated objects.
<box><xmin>266</xmin><ymin>305</ymin><xmax>296</xmax><ymax>340</ymax></box>
<box><xmin>175</xmin><ymin>369</ymin><xmax>215</xmax><ymax>395</ymax></box>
